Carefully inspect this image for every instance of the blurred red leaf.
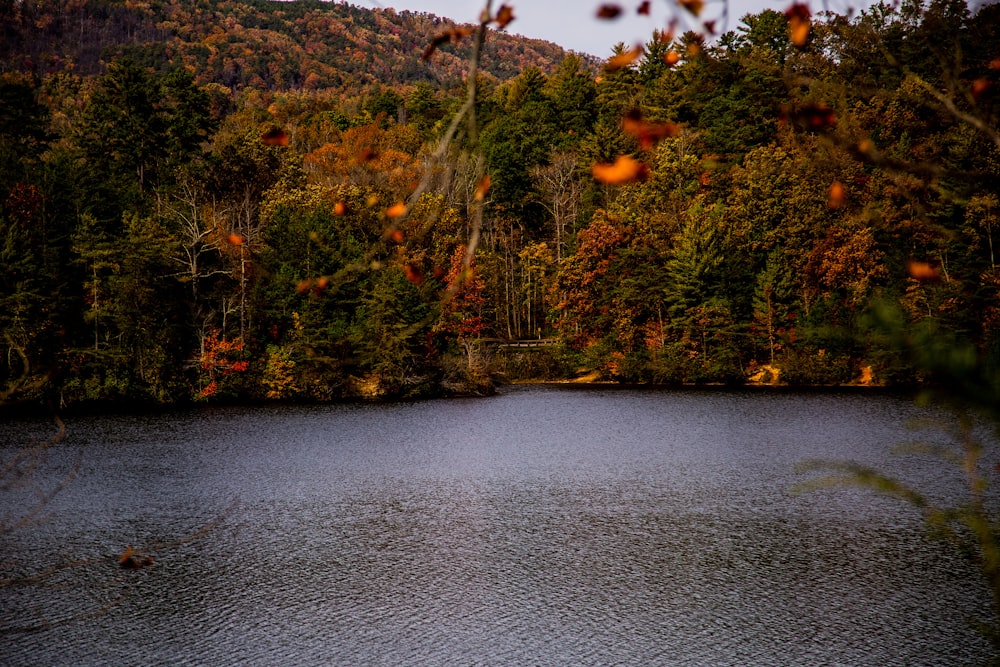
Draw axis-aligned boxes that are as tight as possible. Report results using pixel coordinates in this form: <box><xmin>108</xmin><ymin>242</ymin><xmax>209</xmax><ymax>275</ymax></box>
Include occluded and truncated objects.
<box><xmin>780</xmin><ymin>103</ymin><xmax>836</xmax><ymax>131</ymax></box>
<box><xmin>404</xmin><ymin>263</ymin><xmax>424</xmax><ymax>284</ymax></box>
<box><xmin>261</xmin><ymin>127</ymin><xmax>289</xmax><ymax>146</ymax></box>
<box><xmin>596</xmin><ymin>4</ymin><xmax>623</xmax><ymax>19</ymax></box>
<box><xmin>356</xmin><ymin>148</ymin><xmax>378</xmax><ymax>163</ymax></box>
<box><xmin>494</xmin><ymin>4</ymin><xmax>515</xmax><ymax>29</ymax></box>
<box><xmin>637</xmin><ymin>1</ymin><xmax>651</xmax><ymax>15</ymax></box>
<box><xmin>972</xmin><ymin>78</ymin><xmax>991</xmax><ymax>100</ymax></box>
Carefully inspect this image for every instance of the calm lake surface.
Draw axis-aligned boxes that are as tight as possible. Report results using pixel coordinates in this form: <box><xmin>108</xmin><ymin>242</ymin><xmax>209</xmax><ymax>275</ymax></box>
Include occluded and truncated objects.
<box><xmin>1</xmin><ymin>385</ymin><xmax>997</xmax><ymax>665</ymax></box>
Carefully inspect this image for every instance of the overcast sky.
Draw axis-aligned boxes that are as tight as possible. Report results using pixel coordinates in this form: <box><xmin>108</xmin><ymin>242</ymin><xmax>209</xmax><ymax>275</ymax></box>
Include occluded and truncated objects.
<box><xmin>363</xmin><ymin>0</ymin><xmax>868</xmax><ymax>56</ymax></box>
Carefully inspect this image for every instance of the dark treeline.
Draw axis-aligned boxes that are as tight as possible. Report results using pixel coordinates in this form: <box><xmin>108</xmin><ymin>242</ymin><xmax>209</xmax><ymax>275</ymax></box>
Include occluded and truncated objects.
<box><xmin>1</xmin><ymin>0</ymin><xmax>999</xmax><ymax>406</ymax></box>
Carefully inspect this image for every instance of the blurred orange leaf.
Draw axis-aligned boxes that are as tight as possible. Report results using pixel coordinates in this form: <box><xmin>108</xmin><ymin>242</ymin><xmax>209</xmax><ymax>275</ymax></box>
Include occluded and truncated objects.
<box><xmin>261</xmin><ymin>127</ymin><xmax>289</xmax><ymax>146</ymax></box>
<box><xmin>494</xmin><ymin>4</ymin><xmax>515</xmax><ymax>29</ymax></box>
<box><xmin>596</xmin><ymin>4</ymin><xmax>623</xmax><ymax>19</ymax></box>
<box><xmin>592</xmin><ymin>155</ymin><xmax>648</xmax><ymax>184</ymax></box>
<box><xmin>990</xmin><ymin>58</ymin><xmax>1000</xmax><ymax>70</ymax></box>
<box><xmin>334</xmin><ymin>201</ymin><xmax>347</xmax><ymax>216</ymax></box>
<box><xmin>386</xmin><ymin>202</ymin><xmax>407</xmax><ymax>218</ymax></box>
<box><xmin>422</xmin><ymin>27</ymin><xmax>475</xmax><ymax>60</ymax></box>
<box><xmin>907</xmin><ymin>260</ymin><xmax>941</xmax><ymax>282</ymax></box>
<box><xmin>389</xmin><ymin>229</ymin><xmax>405</xmax><ymax>243</ymax></box>
<box><xmin>475</xmin><ymin>174</ymin><xmax>491</xmax><ymax>201</ymax></box>
<box><xmin>119</xmin><ymin>546</ymin><xmax>134</xmax><ymax>566</ymax></box>
<box><xmin>972</xmin><ymin>78</ymin><xmax>991</xmax><ymax>100</ymax></box>
<box><xmin>228</xmin><ymin>233</ymin><xmax>244</xmax><ymax>246</ymax></box>
<box><xmin>606</xmin><ymin>45</ymin><xmax>644</xmax><ymax>71</ymax></box>
<box><xmin>119</xmin><ymin>546</ymin><xmax>154</xmax><ymax>569</ymax></box>
<box><xmin>786</xmin><ymin>3</ymin><xmax>811</xmax><ymax>48</ymax></box>
<box><xmin>678</xmin><ymin>0</ymin><xmax>704</xmax><ymax>16</ymax></box>
<box><xmin>828</xmin><ymin>181</ymin><xmax>845</xmax><ymax>209</ymax></box>
<box><xmin>665</xmin><ymin>50</ymin><xmax>681</xmax><ymax>66</ymax></box>
<box><xmin>622</xmin><ymin>109</ymin><xmax>680</xmax><ymax>149</ymax></box>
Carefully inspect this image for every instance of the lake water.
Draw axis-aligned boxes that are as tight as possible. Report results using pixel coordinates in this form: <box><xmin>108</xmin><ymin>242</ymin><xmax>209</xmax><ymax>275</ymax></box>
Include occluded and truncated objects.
<box><xmin>1</xmin><ymin>385</ymin><xmax>997</xmax><ymax>665</ymax></box>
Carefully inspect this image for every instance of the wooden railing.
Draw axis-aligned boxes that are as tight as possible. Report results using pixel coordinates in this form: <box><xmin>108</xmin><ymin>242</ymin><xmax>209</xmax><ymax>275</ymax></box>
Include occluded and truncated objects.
<box><xmin>482</xmin><ymin>338</ymin><xmax>558</xmax><ymax>349</ymax></box>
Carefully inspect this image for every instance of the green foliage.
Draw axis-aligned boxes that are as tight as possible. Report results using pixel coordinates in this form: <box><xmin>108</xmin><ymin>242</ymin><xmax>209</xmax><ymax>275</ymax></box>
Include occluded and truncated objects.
<box><xmin>354</xmin><ymin>266</ymin><xmax>437</xmax><ymax>398</ymax></box>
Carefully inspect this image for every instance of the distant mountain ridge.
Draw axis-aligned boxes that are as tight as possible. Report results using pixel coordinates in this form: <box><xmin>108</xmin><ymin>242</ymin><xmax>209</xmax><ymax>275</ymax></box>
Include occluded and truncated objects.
<box><xmin>0</xmin><ymin>0</ymin><xmax>582</xmax><ymax>90</ymax></box>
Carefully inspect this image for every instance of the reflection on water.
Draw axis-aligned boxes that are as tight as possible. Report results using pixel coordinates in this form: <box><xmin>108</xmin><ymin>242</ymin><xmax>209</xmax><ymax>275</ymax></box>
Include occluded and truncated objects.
<box><xmin>1</xmin><ymin>386</ymin><xmax>996</xmax><ymax>665</ymax></box>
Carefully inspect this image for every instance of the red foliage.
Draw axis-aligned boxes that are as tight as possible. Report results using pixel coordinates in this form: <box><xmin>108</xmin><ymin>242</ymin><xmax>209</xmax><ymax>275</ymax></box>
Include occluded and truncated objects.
<box><xmin>441</xmin><ymin>245</ymin><xmax>487</xmax><ymax>341</ymax></box>
<box><xmin>197</xmin><ymin>333</ymin><xmax>249</xmax><ymax>398</ymax></box>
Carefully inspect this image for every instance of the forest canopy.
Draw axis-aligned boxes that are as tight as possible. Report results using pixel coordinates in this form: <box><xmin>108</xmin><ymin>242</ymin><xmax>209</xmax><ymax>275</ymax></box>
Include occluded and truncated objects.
<box><xmin>1</xmin><ymin>0</ymin><xmax>999</xmax><ymax>405</ymax></box>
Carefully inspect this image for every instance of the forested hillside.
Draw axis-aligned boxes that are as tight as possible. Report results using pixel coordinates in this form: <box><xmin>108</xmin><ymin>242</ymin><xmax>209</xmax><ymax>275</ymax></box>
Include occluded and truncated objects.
<box><xmin>0</xmin><ymin>0</ymin><xmax>572</xmax><ymax>88</ymax></box>
<box><xmin>1</xmin><ymin>0</ymin><xmax>999</xmax><ymax>406</ymax></box>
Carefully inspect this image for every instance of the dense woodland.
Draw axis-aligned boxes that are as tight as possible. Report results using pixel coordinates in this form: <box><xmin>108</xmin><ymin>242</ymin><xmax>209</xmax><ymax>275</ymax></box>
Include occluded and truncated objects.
<box><xmin>1</xmin><ymin>0</ymin><xmax>999</xmax><ymax>406</ymax></box>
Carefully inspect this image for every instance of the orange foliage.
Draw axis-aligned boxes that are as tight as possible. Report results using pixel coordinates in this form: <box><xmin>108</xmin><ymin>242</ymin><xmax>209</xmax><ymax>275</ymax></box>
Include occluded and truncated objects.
<box><xmin>302</xmin><ymin>120</ymin><xmax>422</xmax><ymax>198</ymax></box>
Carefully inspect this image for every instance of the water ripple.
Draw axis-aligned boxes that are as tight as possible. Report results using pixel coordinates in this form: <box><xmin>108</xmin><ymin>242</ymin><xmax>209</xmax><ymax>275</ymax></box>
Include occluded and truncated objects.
<box><xmin>1</xmin><ymin>387</ymin><xmax>996</xmax><ymax>665</ymax></box>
